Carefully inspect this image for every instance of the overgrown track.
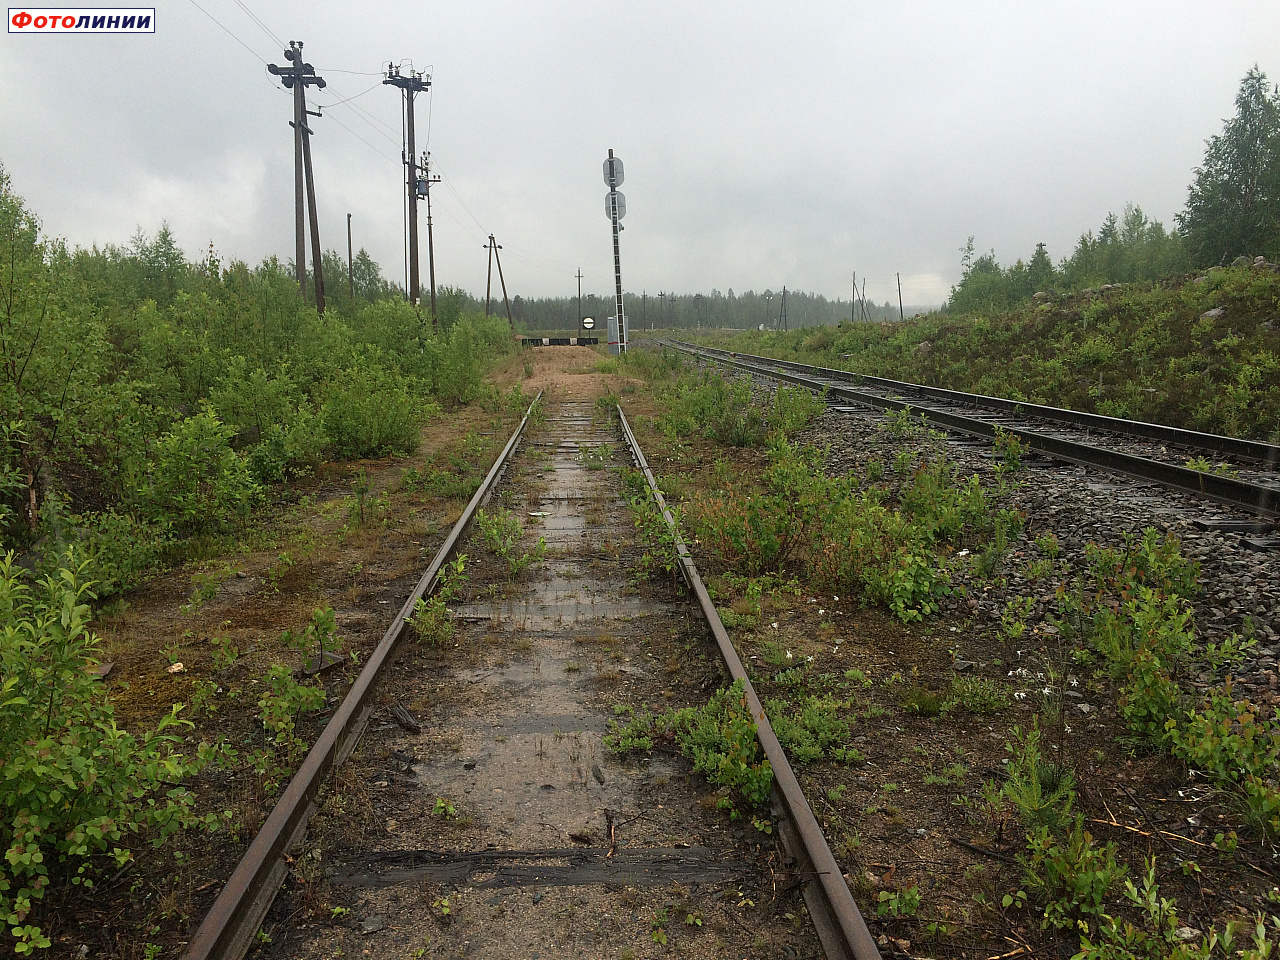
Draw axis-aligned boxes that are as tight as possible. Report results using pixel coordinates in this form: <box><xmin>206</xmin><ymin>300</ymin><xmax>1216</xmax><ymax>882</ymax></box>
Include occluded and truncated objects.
<box><xmin>181</xmin><ymin>394</ymin><xmax>879</xmax><ymax>959</ymax></box>
<box><xmin>181</xmin><ymin>393</ymin><xmax>543</xmax><ymax>960</ymax></box>
<box><xmin>661</xmin><ymin>339</ymin><xmax>1280</xmax><ymax>520</ymax></box>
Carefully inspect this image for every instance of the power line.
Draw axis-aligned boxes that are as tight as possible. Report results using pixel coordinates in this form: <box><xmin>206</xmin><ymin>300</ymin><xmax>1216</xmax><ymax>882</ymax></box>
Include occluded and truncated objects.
<box><xmin>319</xmin><ymin>85</ymin><xmax>401</xmax><ymax>145</ymax></box>
<box><xmin>185</xmin><ymin>0</ymin><xmax>270</xmax><ymax>65</ymax></box>
<box><xmin>315</xmin><ymin>79</ymin><xmax>383</xmax><ymax>108</ymax></box>
<box><xmin>323</xmin><ymin>110</ymin><xmax>399</xmax><ymax>163</ymax></box>
<box><xmin>229</xmin><ymin>0</ymin><xmax>284</xmax><ymax>48</ymax></box>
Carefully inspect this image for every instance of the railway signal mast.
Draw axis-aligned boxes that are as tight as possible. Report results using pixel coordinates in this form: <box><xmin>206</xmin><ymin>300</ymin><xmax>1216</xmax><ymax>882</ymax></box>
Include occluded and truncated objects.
<box><xmin>384</xmin><ymin>63</ymin><xmax>431</xmax><ymax>309</ymax></box>
<box><xmin>604</xmin><ymin>150</ymin><xmax>627</xmax><ymax>354</ymax></box>
<box><xmin>268</xmin><ymin>42</ymin><xmax>327</xmax><ymax>312</ymax></box>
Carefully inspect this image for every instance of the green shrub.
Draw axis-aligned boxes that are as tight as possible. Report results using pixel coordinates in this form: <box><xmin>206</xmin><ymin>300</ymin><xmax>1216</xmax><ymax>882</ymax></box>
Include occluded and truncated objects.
<box><xmin>764</xmin><ymin>693</ymin><xmax>855</xmax><ymax>762</ymax></box>
<box><xmin>900</xmin><ymin>459</ymin><xmax>991</xmax><ymax>544</ymax></box>
<box><xmin>435</xmin><ymin>319</ymin><xmax>483</xmax><ymax>403</ymax></box>
<box><xmin>606</xmin><ymin>680</ymin><xmax>773</xmax><ymax>815</ymax></box>
<box><xmin>1076</xmin><ymin>858</ymin><xmax>1280</xmax><ymax>960</ymax></box>
<box><xmin>942</xmin><ymin>675</ymin><xmax>1010</xmax><ymax>715</ymax></box>
<box><xmin>0</xmin><ymin>552</ymin><xmax>211</xmax><ymax>953</ymax></box>
<box><xmin>1022</xmin><ymin>816</ymin><xmax>1128</xmax><ymax>930</ymax></box>
<box><xmin>476</xmin><ymin>506</ymin><xmax>547</xmax><ymax>578</ymax></box>
<box><xmin>901</xmin><ymin>686</ymin><xmax>945</xmax><ymax>717</ymax></box>
<box><xmin>625</xmin><ymin>486</ymin><xmax>684</xmax><ymax>581</ymax></box>
<box><xmin>1168</xmin><ymin>690</ymin><xmax>1280</xmax><ymax>837</ymax></box>
<box><xmin>65</xmin><ymin>511</ymin><xmax>172</xmax><ymax>597</ymax></box>
<box><xmin>771</xmin><ymin>384</ymin><xmax>826</xmax><ymax>434</ymax></box>
<box><xmin>139</xmin><ymin>406</ymin><xmax>259</xmax><ymax>533</ymax></box>
<box><xmin>876</xmin><ymin>885</ymin><xmax>921</xmax><ymax>919</ymax></box>
<box><xmin>410</xmin><ymin>595</ymin><xmax>453</xmax><ymax>646</ymax></box>
<box><xmin>1092</xmin><ymin>587</ymin><xmax>1193</xmax><ymax>744</ymax></box>
<box><xmin>244</xmin><ymin>403</ymin><xmax>326</xmax><ymax>483</ymax></box>
<box><xmin>655</xmin><ymin>371</ymin><xmax>821</xmax><ymax>447</ymax></box>
<box><xmin>322</xmin><ymin>362</ymin><xmax>431</xmax><ymax>459</ymax></box>
<box><xmin>257</xmin><ymin>664</ymin><xmax>325</xmax><ymax>765</ymax></box>
<box><xmin>1086</xmin><ymin>528</ymin><xmax>1199</xmax><ymax>603</ymax></box>
<box><xmin>208</xmin><ymin>359</ymin><xmax>317</xmax><ymax>468</ymax></box>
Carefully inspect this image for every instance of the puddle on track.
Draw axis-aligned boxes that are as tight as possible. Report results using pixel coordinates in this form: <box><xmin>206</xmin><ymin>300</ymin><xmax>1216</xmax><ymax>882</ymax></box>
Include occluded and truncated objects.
<box><xmin>282</xmin><ymin>401</ymin><xmax>820</xmax><ymax>958</ymax></box>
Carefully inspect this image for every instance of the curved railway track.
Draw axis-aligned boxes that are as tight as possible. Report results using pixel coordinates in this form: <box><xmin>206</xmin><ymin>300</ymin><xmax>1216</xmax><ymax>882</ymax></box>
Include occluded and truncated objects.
<box><xmin>181</xmin><ymin>394</ymin><xmax>880</xmax><ymax>960</ymax></box>
<box><xmin>659</xmin><ymin>340</ymin><xmax>1280</xmax><ymax>522</ymax></box>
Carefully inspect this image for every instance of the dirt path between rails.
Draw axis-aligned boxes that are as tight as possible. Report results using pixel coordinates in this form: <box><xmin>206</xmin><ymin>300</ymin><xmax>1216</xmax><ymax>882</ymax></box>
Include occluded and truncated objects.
<box><xmin>271</xmin><ymin>387</ymin><xmax>821</xmax><ymax>959</ymax></box>
<box><xmin>45</xmin><ymin>347</ymin><xmax>663</xmax><ymax>958</ymax></box>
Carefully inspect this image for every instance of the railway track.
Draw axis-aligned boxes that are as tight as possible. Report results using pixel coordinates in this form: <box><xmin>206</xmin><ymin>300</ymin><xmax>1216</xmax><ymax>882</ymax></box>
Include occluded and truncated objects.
<box><xmin>181</xmin><ymin>394</ymin><xmax>879</xmax><ymax>960</ymax></box>
<box><xmin>659</xmin><ymin>339</ymin><xmax>1280</xmax><ymax>523</ymax></box>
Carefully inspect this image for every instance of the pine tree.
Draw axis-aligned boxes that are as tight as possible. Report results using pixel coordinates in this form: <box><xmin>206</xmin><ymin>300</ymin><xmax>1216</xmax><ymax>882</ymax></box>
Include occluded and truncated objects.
<box><xmin>1177</xmin><ymin>66</ymin><xmax>1280</xmax><ymax>266</ymax></box>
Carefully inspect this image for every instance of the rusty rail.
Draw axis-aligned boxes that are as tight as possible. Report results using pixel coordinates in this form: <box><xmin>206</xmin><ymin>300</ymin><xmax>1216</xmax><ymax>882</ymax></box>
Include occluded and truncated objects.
<box><xmin>181</xmin><ymin>392</ymin><xmax>543</xmax><ymax>960</ymax></box>
<box><xmin>617</xmin><ymin>404</ymin><xmax>882</xmax><ymax>960</ymax></box>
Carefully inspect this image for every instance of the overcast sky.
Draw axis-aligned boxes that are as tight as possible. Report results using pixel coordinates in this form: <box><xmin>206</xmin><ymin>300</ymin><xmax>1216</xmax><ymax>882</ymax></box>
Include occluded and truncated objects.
<box><xmin>3</xmin><ymin>2</ymin><xmax>1279</xmax><ymax>306</ymax></box>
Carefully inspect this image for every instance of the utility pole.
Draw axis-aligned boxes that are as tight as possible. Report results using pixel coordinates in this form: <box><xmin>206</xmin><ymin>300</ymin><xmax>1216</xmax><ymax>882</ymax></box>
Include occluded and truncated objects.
<box><xmin>422</xmin><ymin>151</ymin><xmax>440</xmax><ymax>325</ymax></box>
<box><xmin>269</xmin><ymin>42</ymin><xmax>327</xmax><ymax>310</ymax></box>
<box><xmin>642</xmin><ymin>291</ymin><xmax>647</xmax><ymax>332</ymax></box>
<box><xmin>485</xmin><ymin>237</ymin><xmax>496</xmax><ymax>317</ymax></box>
<box><xmin>603</xmin><ymin>149</ymin><xmax>627</xmax><ymax>353</ymax></box>
<box><xmin>301</xmin><ymin>102</ymin><xmax>325</xmax><ymax>314</ymax></box>
<box><xmin>576</xmin><ymin>268</ymin><xmax>583</xmax><ymax>334</ymax></box>
<box><xmin>778</xmin><ymin>285</ymin><xmax>788</xmax><ymax>332</ymax></box>
<box><xmin>383</xmin><ymin>62</ymin><xmax>430</xmax><ymax>306</ymax></box>
<box><xmin>897</xmin><ymin>272</ymin><xmax>904</xmax><ymax>321</ymax></box>
<box><xmin>492</xmin><ymin>237</ymin><xmax>513</xmax><ymax>331</ymax></box>
<box><xmin>347</xmin><ymin>213</ymin><xmax>354</xmax><ymax>300</ymax></box>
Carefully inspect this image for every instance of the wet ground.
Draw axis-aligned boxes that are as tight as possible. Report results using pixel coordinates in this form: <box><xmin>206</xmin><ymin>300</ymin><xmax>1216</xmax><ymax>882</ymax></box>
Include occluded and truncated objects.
<box><xmin>276</xmin><ymin>400</ymin><xmax>821</xmax><ymax>959</ymax></box>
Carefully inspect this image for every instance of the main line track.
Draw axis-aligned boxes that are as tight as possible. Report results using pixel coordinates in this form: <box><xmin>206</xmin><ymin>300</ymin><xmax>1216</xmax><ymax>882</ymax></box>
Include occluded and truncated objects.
<box><xmin>660</xmin><ymin>339</ymin><xmax>1280</xmax><ymax>521</ymax></box>
<box><xmin>181</xmin><ymin>394</ymin><xmax>879</xmax><ymax>960</ymax></box>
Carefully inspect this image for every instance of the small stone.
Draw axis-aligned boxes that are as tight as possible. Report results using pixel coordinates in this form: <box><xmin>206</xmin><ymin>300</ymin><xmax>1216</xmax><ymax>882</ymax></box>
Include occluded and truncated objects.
<box><xmin>360</xmin><ymin>915</ymin><xmax>384</xmax><ymax>934</ymax></box>
<box><xmin>952</xmin><ymin>660</ymin><xmax>976</xmax><ymax>672</ymax></box>
<box><xmin>165</xmin><ymin>662</ymin><xmax>185</xmax><ymax>674</ymax></box>
<box><xmin>1200</xmin><ymin>307</ymin><xmax>1225</xmax><ymax>320</ymax></box>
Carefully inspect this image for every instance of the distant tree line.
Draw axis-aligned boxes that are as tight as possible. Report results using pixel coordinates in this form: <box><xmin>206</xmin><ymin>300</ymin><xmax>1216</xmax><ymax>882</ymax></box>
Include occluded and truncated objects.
<box><xmin>948</xmin><ymin>65</ymin><xmax>1280</xmax><ymax>314</ymax></box>
<box><xmin>504</xmin><ymin>288</ymin><xmax>900</xmax><ymax>332</ymax></box>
